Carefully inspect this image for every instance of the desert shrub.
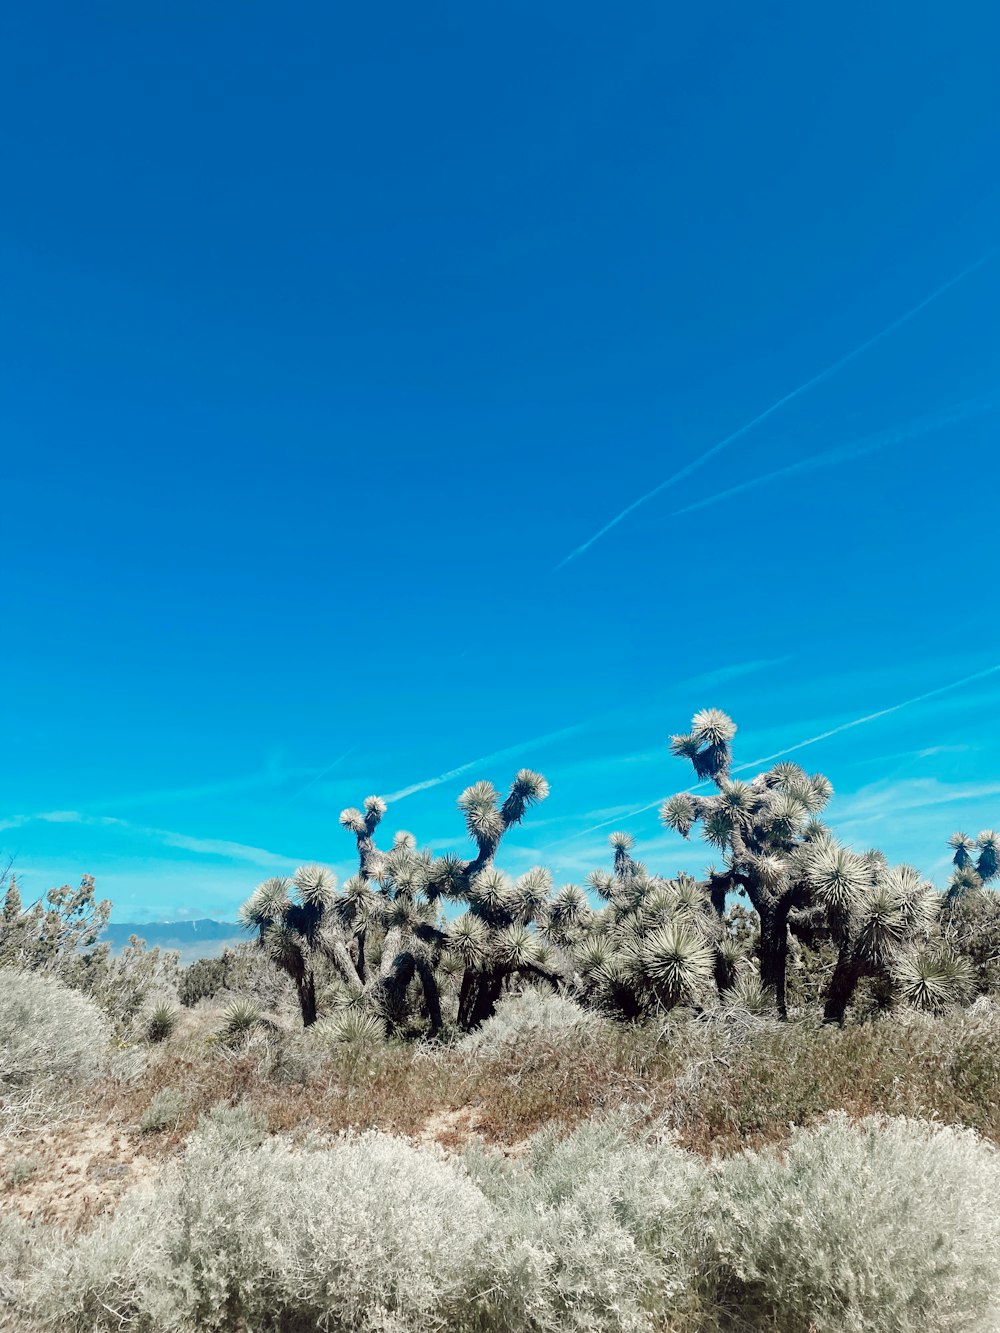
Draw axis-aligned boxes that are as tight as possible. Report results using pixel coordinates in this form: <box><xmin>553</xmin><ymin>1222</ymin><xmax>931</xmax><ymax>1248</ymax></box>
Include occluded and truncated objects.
<box><xmin>702</xmin><ymin>1113</ymin><xmax>1000</xmax><ymax>1331</ymax></box>
<box><xmin>469</xmin><ymin>1114</ymin><xmax>708</xmax><ymax>1331</ymax></box>
<box><xmin>138</xmin><ymin>1086</ymin><xmax>187</xmax><ymax>1133</ymax></box>
<box><xmin>30</xmin><ymin>1129</ymin><xmax>497</xmax><ymax>1332</ymax></box>
<box><xmin>311</xmin><ymin>1008</ymin><xmax>385</xmax><ymax>1045</ymax></box>
<box><xmin>145</xmin><ymin>1002</ymin><xmax>178</xmax><ymax>1043</ymax></box>
<box><xmin>0</xmin><ymin>1209</ymin><xmax>32</xmax><ymax>1304</ymax></box>
<box><xmin>194</xmin><ymin>1102</ymin><xmax>268</xmax><ymax>1152</ymax></box>
<box><xmin>89</xmin><ymin>936</ymin><xmax>180</xmax><ymax>1032</ymax></box>
<box><xmin>0</xmin><ymin>968</ymin><xmax>109</xmax><ymax>1128</ymax></box>
<box><xmin>458</xmin><ymin>988</ymin><xmax>602</xmax><ymax>1059</ymax></box>
<box><xmin>3</xmin><ymin>1154</ymin><xmax>40</xmax><ymax>1188</ymax></box>
<box><xmin>178</xmin><ymin>956</ymin><xmax>228</xmax><ymax>1007</ymax></box>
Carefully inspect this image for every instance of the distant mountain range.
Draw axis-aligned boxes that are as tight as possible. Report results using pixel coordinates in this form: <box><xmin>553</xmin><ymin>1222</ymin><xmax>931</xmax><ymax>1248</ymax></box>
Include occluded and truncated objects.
<box><xmin>102</xmin><ymin>918</ymin><xmax>243</xmax><ymax>961</ymax></box>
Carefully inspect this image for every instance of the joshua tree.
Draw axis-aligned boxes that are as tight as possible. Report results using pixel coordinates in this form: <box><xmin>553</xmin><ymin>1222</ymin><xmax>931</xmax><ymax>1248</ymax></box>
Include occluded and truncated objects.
<box><xmin>571</xmin><ymin>833</ymin><xmax>719</xmax><ymax>1016</ymax></box>
<box><xmin>239</xmin><ymin>864</ymin><xmax>342</xmax><ymax>1026</ymax></box>
<box><xmin>946</xmin><ymin>830</ymin><xmax>1000</xmax><ymax>898</ymax></box>
<box><xmin>241</xmin><ymin>769</ymin><xmax>561</xmax><ymax>1033</ymax></box>
<box><xmin>801</xmin><ymin>843</ymin><xmax>942</xmax><ymax>1022</ymax></box>
<box><xmin>660</xmin><ymin>709</ymin><xmax>833</xmax><ymax>1017</ymax></box>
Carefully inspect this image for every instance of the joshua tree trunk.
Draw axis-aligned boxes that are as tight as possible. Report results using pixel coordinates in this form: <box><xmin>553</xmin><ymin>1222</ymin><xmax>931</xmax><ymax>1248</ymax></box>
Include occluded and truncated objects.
<box><xmin>413</xmin><ymin>956</ymin><xmax>443</xmax><ymax>1037</ymax></box>
<box><xmin>295</xmin><ymin>971</ymin><xmax>318</xmax><ymax>1027</ymax></box>
<box><xmin>757</xmin><ymin>903</ymin><xmax>790</xmax><ymax>1019</ymax></box>
<box><xmin>823</xmin><ymin>954</ymin><xmax>865</xmax><ymax>1025</ymax></box>
<box><xmin>467</xmin><ymin>969</ymin><xmax>505</xmax><ymax>1030</ymax></box>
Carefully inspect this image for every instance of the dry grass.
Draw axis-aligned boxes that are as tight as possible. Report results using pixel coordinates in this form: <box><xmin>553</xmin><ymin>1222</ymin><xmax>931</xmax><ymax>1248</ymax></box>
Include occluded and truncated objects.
<box><xmin>5</xmin><ymin>998</ymin><xmax>1000</xmax><ymax>1240</ymax></box>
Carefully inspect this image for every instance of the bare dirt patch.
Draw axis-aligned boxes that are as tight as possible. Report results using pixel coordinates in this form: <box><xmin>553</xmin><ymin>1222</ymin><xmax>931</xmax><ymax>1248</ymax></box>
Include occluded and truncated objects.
<box><xmin>0</xmin><ymin>1119</ymin><xmax>161</xmax><ymax>1231</ymax></box>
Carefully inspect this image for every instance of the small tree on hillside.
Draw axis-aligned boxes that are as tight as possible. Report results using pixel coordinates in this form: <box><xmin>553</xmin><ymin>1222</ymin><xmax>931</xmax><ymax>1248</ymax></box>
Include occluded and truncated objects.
<box><xmin>660</xmin><ymin>709</ymin><xmax>833</xmax><ymax>1016</ymax></box>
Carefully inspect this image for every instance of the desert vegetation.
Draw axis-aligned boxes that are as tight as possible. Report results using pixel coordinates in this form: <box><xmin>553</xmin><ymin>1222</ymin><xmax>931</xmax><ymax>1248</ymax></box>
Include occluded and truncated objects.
<box><xmin>3</xmin><ymin>710</ymin><xmax>1000</xmax><ymax>1331</ymax></box>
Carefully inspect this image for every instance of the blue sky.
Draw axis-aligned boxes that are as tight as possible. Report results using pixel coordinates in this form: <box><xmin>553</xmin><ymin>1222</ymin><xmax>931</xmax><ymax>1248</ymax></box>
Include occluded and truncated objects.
<box><xmin>2</xmin><ymin>3</ymin><xmax>999</xmax><ymax>920</ymax></box>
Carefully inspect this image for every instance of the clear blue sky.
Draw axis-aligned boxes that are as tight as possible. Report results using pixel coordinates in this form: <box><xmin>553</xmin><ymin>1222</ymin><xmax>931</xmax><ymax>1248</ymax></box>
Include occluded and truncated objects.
<box><xmin>3</xmin><ymin>3</ymin><xmax>1000</xmax><ymax>920</ymax></box>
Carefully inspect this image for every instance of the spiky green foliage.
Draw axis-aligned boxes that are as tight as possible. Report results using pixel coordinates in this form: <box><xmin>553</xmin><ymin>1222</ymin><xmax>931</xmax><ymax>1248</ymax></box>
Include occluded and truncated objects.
<box><xmin>145</xmin><ymin>1002</ymin><xmax>178</xmax><ymax>1044</ymax></box>
<box><xmin>895</xmin><ymin>949</ymin><xmax>975</xmax><ymax>1013</ymax></box>
<box><xmin>313</xmin><ymin>1008</ymin><xmax>385</xmax><ymax>1045</ymax></box>
<box><xmin>800</xmin><ymin>844</ymin><xmax>941</xmax><ymax>1023</ymax></box>
<box><xmin>947</xmin><ymin>827</ymin><xmax>999</xmax><ymax>898</ymax></box>
<box><xmin>217</xmin><ymin>1000</ymin><xmax>270</xmax><ymax>1045</ymax></box>
<box><xmin>570</xmin><ymin>833</ymin><xmax>722</xmax><ymax>1017</ymax></box>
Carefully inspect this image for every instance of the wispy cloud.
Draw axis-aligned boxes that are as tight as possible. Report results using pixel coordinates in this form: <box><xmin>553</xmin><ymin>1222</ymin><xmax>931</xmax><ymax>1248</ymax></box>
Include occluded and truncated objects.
<box><xmin>555</xmin><ymin>249</ymin><xmax>996</xmax><ymax>566</ymax></box>
<box><xmin>670</xmin><ymin>395</ymin><xmax>997</xmax><ymax>518</ymax></box>
<box><xmin>384</xmin><ymin>657</ymin><xmax>784</xmax><ymax>805</ymax></box>
<box><xmin>545</xmin><ymin>659</ymin><xmax>1000</xmax><ymax>847</ymax></box>
<box><xmin>84</xmin><ymin>762</ymin><xmax>311</xmax><ymax>813</ymax></box>
<box><xmin>280</xmin><ymin>746</ymin><xmax>356</xmax><ymax>807</ymax></box>
<box><xmin>0</xmin><ymin>809</ymin><xmax>300</xmax><ymax>870</ymax></box>
<box><xmin>384</xmin><ymin>722</ymin><xmax>590</xmax><ymax>802</ymax></box>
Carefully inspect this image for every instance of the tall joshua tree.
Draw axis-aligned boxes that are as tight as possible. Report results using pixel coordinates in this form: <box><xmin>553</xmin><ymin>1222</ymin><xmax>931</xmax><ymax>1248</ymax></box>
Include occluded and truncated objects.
<box><xmin>660</xmin><ymin>709</ymin><xmax>833</xmax><ymax>1017</ymax></box>
<box><xmin>802</xmin><ymin>843</ymin><xmax>940</xmax><ymax>1022</ymax></box>
<box><xmin>238</xmin><ymin>863</ymin><xmax>341</xmax><ymax>1026</ymax></box>
<box><xmin>240</xmin><ymin>769</ymin><xmax>558</xmax><ymax>1033</ymax></box>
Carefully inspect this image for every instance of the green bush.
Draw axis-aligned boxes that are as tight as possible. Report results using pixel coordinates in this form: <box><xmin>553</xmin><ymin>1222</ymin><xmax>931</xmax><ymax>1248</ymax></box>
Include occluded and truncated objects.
<box><xmin>3</xmin><ymin>1154</ymin><xmax>40</xmax><ymax>1188</ymax></box>
<box><xmin>705</xmin><ymin>1113</ymin><xmax>1000</xmax><ymax>1331</ymax></box>
<box><xmin>178</xmin><ymin>956</ymin><xmax>228</xmax><ymax>1008</ymax></box>
<box><xmin>138</xmin><ymin>1086</ymin><xmax>187</xmax><ymax>1133</ymax></box>
<box><xmin>0</xmin><ymin>968</ymin><xmax>109</xmax><ymax>1128</ymax></box>
<box><xmin>145</xmin><ymin>1002</ymin><xmax>178</xmax><ymax>1044</ymax></box>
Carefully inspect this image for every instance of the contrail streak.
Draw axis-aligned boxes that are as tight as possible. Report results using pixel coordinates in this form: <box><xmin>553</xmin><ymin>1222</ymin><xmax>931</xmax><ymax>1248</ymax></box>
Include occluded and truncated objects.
<box><xmin>385</xmin><ymin>722</ymin><xmax>589</xmax><ymax>803</ymax></box>
<box><xmin>670</xmin><ymin>394</ymin><xmax>998</xmax><ymax>518</ymax></box>
<box><xmin>556</xmin><ymin>249</ymin><xmax>996</xmax><ymax>567</ymax></box>
<box><xmin>557</xmin><ymin>661</ymin><xmax>1000</xmax><ymax>844</ymax></box>
<box><xmin>281</xmin><ymin>746</ymin><xmax>356</xmax><ymax>806</ymax></box>
<box><xmin>384</xmin><ymin>657</ymin><xmax>785</xmax><ymax>804</ymax></box>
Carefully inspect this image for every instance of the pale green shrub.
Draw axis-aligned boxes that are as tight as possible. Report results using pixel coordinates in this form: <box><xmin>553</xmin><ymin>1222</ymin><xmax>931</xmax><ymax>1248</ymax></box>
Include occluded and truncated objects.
<box><xmin>30</xmin><ymin>1128</ymin><xmax>497</xmax><ymax>1332</ymax></box>
<box><xmin>704</xmin><ymin>1113</ymin><xmax>1000</xmax><ymax>1331</ymax></box>
<box><xmin>0</xmin><ymin>968</ymin><xmax>109</xmax><ymax>1129</ymax></box>
<box><xmin>0</xmin><ymin>1209</ymin><xmax>32</xmax><ymax>1306</ymax></box>
<box><xmin>469</xmin><ymin>1113</ymin><xmax>708</xmax><ymax>1331</ymax></box>
<box><xmin>458</xmin><ymin>988</ymin><xmax>603</xmax><ymax>1058</ymax></box>
<box><xmin>138</xmin><ymin>1086</ymin><xmax>187</xmax><ymax>1133</ymax></box>
<box><xmin>4</xmin><ymin>1154</ymin><xmax>40</xmax><ymax>1187</ymax></box>
<box><xmin>194</xmin><ymin>1103</ymin><xmax>267</xmax><ymax>1152</ymax></box>
<box><xmin>18</xmin><ymin>1112</ymin><xmax>1000</xmax><ymax>1332</ymax></box>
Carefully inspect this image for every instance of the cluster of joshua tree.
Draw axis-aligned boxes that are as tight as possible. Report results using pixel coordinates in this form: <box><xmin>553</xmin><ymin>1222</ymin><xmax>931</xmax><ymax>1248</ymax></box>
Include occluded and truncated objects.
<box><xmin>240</xmin><ymin>709</ymin><xmax>999</xmax><ymax>1034</ymax></box>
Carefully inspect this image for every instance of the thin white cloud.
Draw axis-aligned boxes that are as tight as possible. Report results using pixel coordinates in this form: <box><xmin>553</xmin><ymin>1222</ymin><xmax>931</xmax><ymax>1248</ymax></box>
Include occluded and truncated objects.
<box><xmin>545</xmin><ymin>659</ymin><xmax>1000</xmax><ymax>848</ymax></box>
<box><xmin>0</xmin><ymin>808</ymin><xmax>300</xmax><ymax>870</ymax></box>
<box><xmin>385</xmin><ymin>721</ymin><xmax>590</xmax><ymax>802</ymax></box>
<box><xmin>280</xmin><ymin>746</ymin><xmax>357</xmax><ymax>806</ymax></box>
<box><xmin>384</xmin><ymin>657</ymin><xmax>783</xmax><ymax>805</ymax></box>
<box><xmin>556</xmin><ymin>249</ymin><xmax>995</xmax><ymax>566</ymax></box>
<box><xmin>671</xmin><ymin>395</ymin><xmax>997</xmax><ymax>518</ymax></box>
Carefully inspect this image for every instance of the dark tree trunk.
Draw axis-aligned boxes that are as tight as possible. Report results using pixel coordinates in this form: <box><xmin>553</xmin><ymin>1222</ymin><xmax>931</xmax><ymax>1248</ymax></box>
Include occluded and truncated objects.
<box><xmin>823</xmin><ymin>953</ymin><xmax>865</xmax><ymax>1025</ymax></box>
<box><xmin>414</xmin><ymin>956</ymin><xmax>443</xmax><ymax>1037</ymax></box>
<box><xmin>467</xmin><ymin>969</ymin><xmax>505</xmax><ymax>1030</ymax></box>
<box><xmin>355</xmin><ymin>927</ymin><xmax>367</xmax><ymax>985</ymax></box>
<box><xmin>296</xmin><ymin>970</ymin><xmax>318</xmax><ymax>1027</ymax></box>
<box><xmin>758</xmin><ymin>904</ymin><xmax>791</xmax><ymax>1019</ymax></box>
<box><xmin>457</xmin><ymin>968</ymin><xmax>478</xmax><ymax>1029</ymax></box>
